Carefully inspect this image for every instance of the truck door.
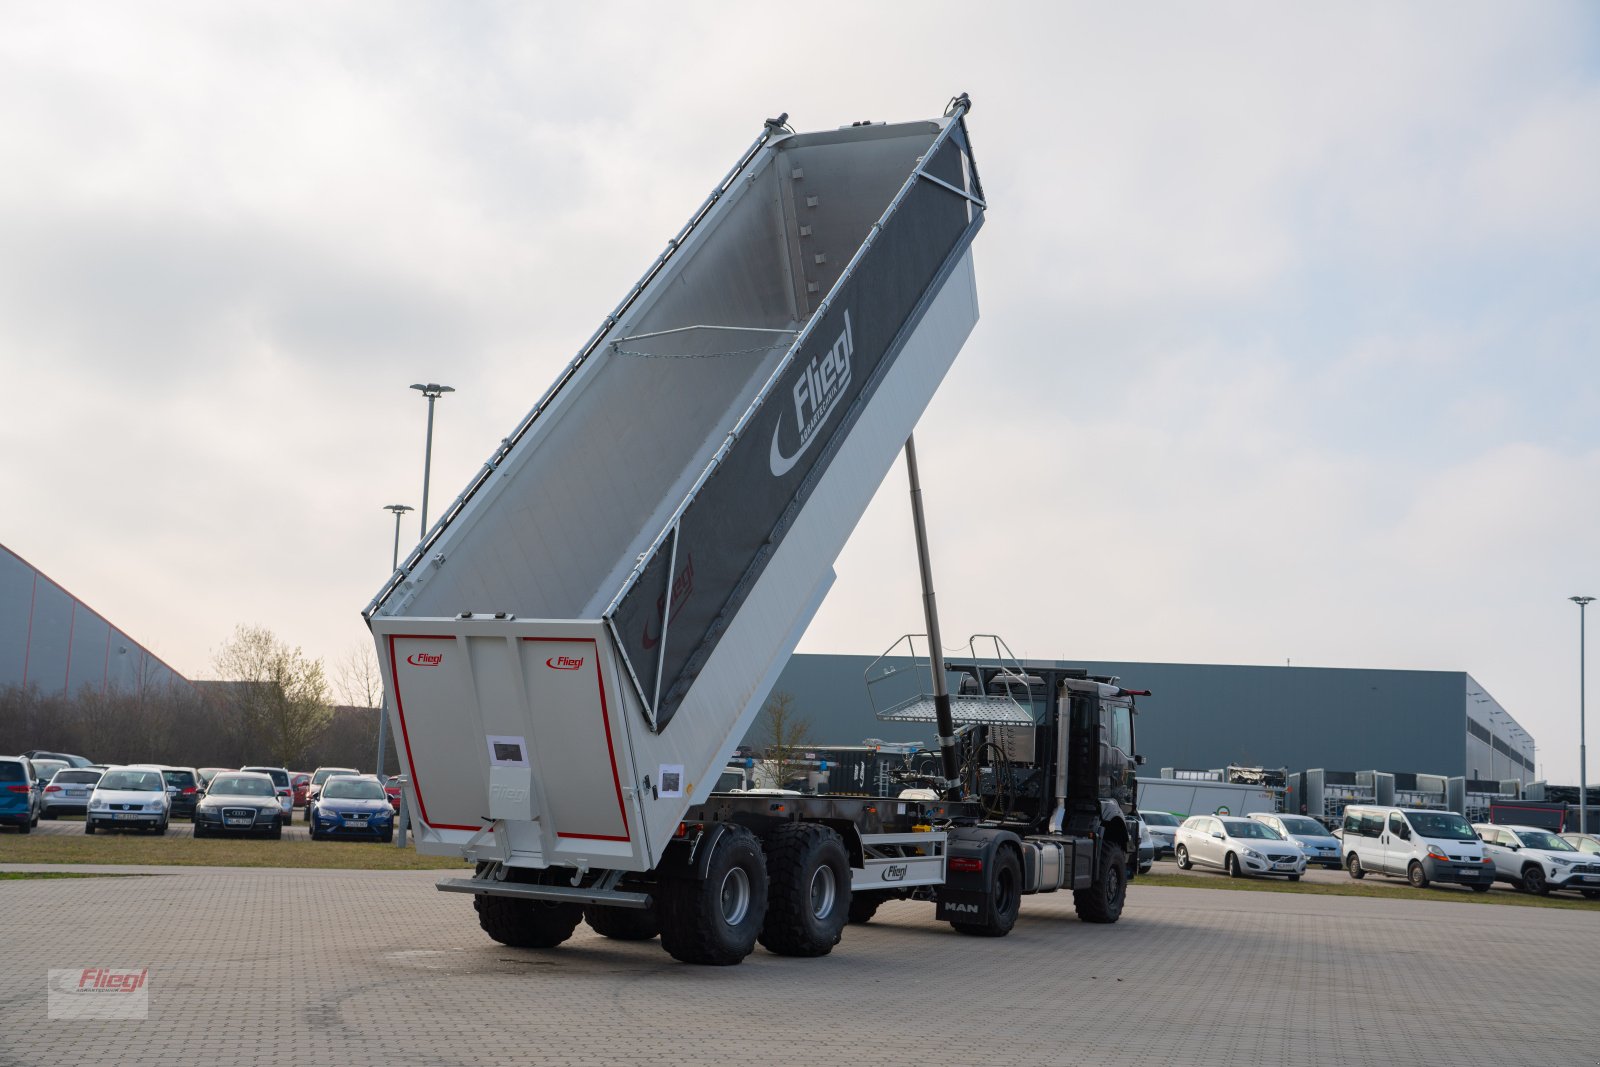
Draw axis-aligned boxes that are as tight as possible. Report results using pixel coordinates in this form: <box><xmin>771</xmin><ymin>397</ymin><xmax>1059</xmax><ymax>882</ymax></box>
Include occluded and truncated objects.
<box><xmin>1104</xmin><ymin>700</ymin><xmax>1136</xmax><ymax>814</ymax></box>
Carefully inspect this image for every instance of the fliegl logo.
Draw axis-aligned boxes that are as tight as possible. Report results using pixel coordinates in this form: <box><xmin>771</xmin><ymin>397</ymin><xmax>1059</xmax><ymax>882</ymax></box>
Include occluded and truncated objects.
<box><xmin>546</xmin><ymin>655</ymin><xmax>585</xmax><ymax>671</ymax></box>
<box><xmin>769</xmin><ymin>310</ymin><xmax>853</xmax><ymax>477</ymax></box>
<box><xmin>407</xmin><ymin>652</ymin><xmax>443</xmax><ymax>667</ymax></box>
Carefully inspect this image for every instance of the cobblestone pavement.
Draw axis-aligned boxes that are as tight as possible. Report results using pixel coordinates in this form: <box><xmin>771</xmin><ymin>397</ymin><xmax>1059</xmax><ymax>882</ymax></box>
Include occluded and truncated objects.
<box><xmin>2</xmin><ymin>864</ymin><xmax>1594</xmax><ymax>1067</ymax></box>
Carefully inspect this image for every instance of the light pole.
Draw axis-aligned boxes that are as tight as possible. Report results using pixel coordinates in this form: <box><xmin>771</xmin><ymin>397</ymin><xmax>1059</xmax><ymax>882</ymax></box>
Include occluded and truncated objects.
<box><xmin>383</xmin><ymin>504</ymin><xmax>414</xmax><ymax>571</ymax></box>
<box><xmin>1573</xmin><ymin>595</ymin><xmax>1595</xmax><ymax>835</ymax></box>
<box><xmin>410</xmin><ymin>383</ymin><xmax>455</xmax><ymax>538</ymax></box>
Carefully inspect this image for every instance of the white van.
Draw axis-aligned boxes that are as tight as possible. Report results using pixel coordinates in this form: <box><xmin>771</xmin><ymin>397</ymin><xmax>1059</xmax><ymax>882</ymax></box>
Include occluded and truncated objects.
<box><xmin>1340</xmin><ymin>806</ymin><xmax>1496</xmax><ymax>891</ymax></box>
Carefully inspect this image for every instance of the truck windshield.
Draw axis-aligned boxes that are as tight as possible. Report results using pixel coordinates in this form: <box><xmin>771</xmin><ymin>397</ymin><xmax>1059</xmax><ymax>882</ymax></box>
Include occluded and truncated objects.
<box><xmin>1407</xmin><ymin>812</ymin><xmax>1477</xmax><ymax>841</ymax></box>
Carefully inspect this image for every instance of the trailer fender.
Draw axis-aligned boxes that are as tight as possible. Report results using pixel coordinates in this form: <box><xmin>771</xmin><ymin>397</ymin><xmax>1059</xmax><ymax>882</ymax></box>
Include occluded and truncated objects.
<box><xmin>935</xmin><ymin>825</ymin><xmax>1021</xmax><ymax>924</ymax></box>
<box><xmin>657</xmin><ymin>821</ymin><xmax>741</xmax><ymax>883</ymax></box>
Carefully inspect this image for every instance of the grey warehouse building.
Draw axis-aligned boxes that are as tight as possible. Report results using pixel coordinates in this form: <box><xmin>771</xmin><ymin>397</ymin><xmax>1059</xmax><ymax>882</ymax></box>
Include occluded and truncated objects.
<box><xmin>0</xmin><ymin>541</ymin><xmax>192</xmax><ymax>697</ymax></box>
<box><xmin>750</xmin><ymin>653</ymin><xmax>1537</xmax><ymax>784</ymax></box>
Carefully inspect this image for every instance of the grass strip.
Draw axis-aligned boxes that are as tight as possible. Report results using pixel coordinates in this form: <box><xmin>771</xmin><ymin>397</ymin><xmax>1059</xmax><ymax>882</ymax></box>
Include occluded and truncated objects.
<box><xmin>1134</xmin><ymin>871</ymin><xmax>1598</xmax><ymax>911</ymax></box>
<box><xmin>0</xmin><ymin>833</ymin><xmax>469</xmax><ymax>871</ymax></box>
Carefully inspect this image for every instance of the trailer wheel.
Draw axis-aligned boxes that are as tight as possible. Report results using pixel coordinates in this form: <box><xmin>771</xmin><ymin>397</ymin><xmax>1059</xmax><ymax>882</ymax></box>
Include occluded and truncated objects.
<box><xmin>584</xmin><ymin>904</ymin><xmax>660</xmax><ymax>941</ymax></box>
<box><xmin>848</xmin><ymin>891</ymin><xmax>892</xmax><ymax>925</ymax></box>
<box><xmin>952</xmin><ymin>846</ymin><xmax>1023</xmax><ymax>938</ymax></box>
<box><xmin>660</xmin><ymin>824</ymin><xmax>768</xmax><ymax>965</ymax></box>
<box><xmin>1074</xmin><ymin>844</ymin><xmax>1127</xmax><ymax>924</ymax></box>
<box><xmin>475</xmin><ymin>892</ymin><xmax>584</xmax><ymax>949</ymax></box>
<box><xmin>758</xmin><ymin>823</ymin><xmax>851</xmax><ymax>957</ymax></box>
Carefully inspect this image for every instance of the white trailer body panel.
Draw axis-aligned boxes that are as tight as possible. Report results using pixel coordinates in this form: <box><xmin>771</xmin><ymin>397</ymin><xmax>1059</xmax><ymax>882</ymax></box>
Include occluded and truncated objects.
<box><xmin>1138</xmin><ymin>777</ymin><xmax>1278</xmax><ymax>819</ymax></box>
<box><xmin>366</xmin><ymin>103</ymin><xmax>985</xmax><ymax>872</ymax></box>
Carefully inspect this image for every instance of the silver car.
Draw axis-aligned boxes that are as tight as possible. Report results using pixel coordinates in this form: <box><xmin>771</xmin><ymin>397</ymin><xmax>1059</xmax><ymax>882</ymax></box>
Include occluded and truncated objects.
<box><xmin>1174</xmin><ymin>814</ymin><xmax>1307</xmax><ymax>879</ymax></box>
<box><xmin>1140</xmin><ymin>810</ymin><xmax>1181</xmax><ymax>858</ymax></box>
<box><xmin>85</xmin><ymin>766</ymin><xmax>170</xmax><ymax>834</ymax></box>
<box><xmin>41</xmin><ymin>767</ymin><xmax>103</xmax><ymax>818</ymax></box>
<box><xmin>1249</xmin><ymin>812</ymin><xmax>1343</xmax><ymax>869</ymax></box>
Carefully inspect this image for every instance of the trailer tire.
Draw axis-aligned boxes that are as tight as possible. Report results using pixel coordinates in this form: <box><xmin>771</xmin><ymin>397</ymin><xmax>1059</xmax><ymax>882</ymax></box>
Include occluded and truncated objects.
<box><xmin>952</xmin><ymin>846</ymin><xmax>1023</xmax><ymax>938</ymax></box>
<box><xmin>1074</xmin><ymin>844</ymin><xmax>1128</xmax><ymax>924</ymax></box>
<box><xmin>659</xmin><ymin>824</ymin><xmax>768</xmax><ymax>966</ymax></box>
<box><xmin>584</xmin><ymin>904</ymin><xmax>660</xmax><ymax>941</ymax></box>
<box><xmin>758</xmin><ymin>823</ymin><xmax>851</xmax><ymax>957</ymax></box>
<box><xmin>847</xmin><ymin>891</ymin><xmax>891</xmax><ymax>925</ymax></box>
<box><xmin>475</xmin><ymin>893</ymin><xmax>584</xmax><ymax>949</ymax></box>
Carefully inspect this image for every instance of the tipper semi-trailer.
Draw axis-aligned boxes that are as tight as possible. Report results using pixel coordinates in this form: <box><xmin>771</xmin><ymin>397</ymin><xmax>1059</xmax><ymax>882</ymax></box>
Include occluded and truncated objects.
<box><xmin>364</xmin><ymin>95</ymin><xmax>1148</xmax><ymax>965</ymax></box>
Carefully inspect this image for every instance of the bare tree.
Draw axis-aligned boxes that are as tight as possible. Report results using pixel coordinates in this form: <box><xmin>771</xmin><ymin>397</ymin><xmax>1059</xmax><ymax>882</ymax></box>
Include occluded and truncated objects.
<box><xmin>212</xmin><ymin>625</ymin><xmax>331</xmax><ymax>768</ymax></box>
<box><xmin>334</xmin><ymin>643</ymin><xmax>384</xmax><ymax>710</ymax></box>
<box><xmin>759</xmin><ymin>691</ymin><xmax>812</xmax><ymax>790</ymax></box>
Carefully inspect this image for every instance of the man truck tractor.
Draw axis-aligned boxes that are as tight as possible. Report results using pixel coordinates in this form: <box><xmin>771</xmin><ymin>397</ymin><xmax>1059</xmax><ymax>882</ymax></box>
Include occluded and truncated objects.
<box><xmin>363</xmin><ymin>95</ymin><xmax>1145</xmax><ymax>965</ymax></box>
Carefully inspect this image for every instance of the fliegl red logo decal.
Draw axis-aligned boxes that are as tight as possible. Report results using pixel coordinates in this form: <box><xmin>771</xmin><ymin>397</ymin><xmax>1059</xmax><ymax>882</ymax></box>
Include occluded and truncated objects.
<box><xmin>407</xmin><ymin>652</ymin><xmax>443</xmax><ymax>667</ymax></box>
<box><xmin>546</xmin><ymin>655</ymin><xmax>585</xmax><ymax>670</ymax></box>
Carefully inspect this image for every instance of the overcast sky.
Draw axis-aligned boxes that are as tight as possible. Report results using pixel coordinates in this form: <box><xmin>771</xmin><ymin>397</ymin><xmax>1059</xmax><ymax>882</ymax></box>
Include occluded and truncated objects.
<box><xmin>2</xmin><ymin>4</ymin><xmax>1596</xmax><ymax>780</ymax></box>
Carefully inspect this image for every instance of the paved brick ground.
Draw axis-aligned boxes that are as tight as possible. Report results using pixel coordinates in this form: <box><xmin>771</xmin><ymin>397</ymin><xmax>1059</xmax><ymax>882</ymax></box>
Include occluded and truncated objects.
<box><xmin>2</xmin><ymin>864</ymin><xmax>1594</xmax><ymax>1067</ymax></box>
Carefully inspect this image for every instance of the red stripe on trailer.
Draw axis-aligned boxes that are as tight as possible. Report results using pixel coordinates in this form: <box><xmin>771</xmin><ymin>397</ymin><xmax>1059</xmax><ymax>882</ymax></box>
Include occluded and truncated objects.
<box><xmin>387</xmin><ymin>633</ymin><xmax>479</xmax><ymax>832</ymax></box>
<box><xmin>522</xmin><ymin>637</ymin><xmax>631</xmax><ymax>843</ymax></box>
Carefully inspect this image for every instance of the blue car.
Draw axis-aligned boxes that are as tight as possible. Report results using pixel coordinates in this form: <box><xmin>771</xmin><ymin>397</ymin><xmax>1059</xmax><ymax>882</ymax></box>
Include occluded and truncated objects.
<box><xmin>308</xmin><ymin>775</ymin><xmax>395</xmax><ymax>841</ymax></box>
<box><xmin>1</xmin><ymin>756</ymin><xmax>41</xmax><ymax>833</ymax></box>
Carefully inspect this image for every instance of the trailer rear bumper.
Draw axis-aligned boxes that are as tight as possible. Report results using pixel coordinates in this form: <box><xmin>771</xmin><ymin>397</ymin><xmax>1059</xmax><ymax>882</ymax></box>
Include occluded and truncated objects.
<box><xmin>437</xmin><ymin>876</ymin><xmax>653</xmax><ymax>910</ymax></box>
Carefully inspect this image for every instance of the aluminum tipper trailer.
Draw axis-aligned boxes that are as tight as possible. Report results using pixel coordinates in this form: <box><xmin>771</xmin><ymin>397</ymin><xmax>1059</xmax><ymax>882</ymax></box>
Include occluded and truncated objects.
<box><xmin>365</xmin><ymin>97</ymin><xmax>1106</xmax><ymax>965</ymax></box>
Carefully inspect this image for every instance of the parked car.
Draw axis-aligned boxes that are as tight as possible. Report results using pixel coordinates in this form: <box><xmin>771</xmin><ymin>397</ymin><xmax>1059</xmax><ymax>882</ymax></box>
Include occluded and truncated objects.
<box><xmin>1249</xmin><ymin>812</ymin><xmax>1343</xmax><ymax>869</ymax></box>
<box><xmin>1140</xmin><ymin>810</ymin><xmax>1181</xmax><ymax>858</ymax></box>
<box><xmin>0</xmin><ymin>756</ymin><xmax>41</xmax><ymax>833</ymax></box>
<box><xmin>193</xmin><ymin>771</ymin><xmax>285</xmax><ymax>839</ymax></box>
<box><xmin>303</xmin><ymin>766</ymin><xmax>361</xmax><ymax>820</ymax></box>
<box><xmin>1174</xmin><ymin>814</ymin><xmax>1307</xmax><ymax>879</ymax></box>
<box><xmin>308</xmin><ymin>775</ymin><xmax>395</xmax><ymax>841</ymax></box>
<box><xmin>382</xmin><ymin>775</ymin><xmax>403</xmax><ymax>810</ymax></box>
<box><xmin>238</xmin><ymin>766</ymin><xmax>294</xmax><ymax>816</ymax></box>
<box><xmin>1475</xmin><ymin>823</ymin><xmax>1600</xmax><ymax>898</ymax></box>
<box><xmin>29</xmin><ymin>759</ymin><xmax>70</xmax><ymax>792</ymax></box>
<box><xmin>130</xmin><ymin>765</ymin><xmax>202</xmax><ymax>819</ymax></box>
<box><xmin>85</xmin><ymin>766</ymin><xmax>170</xmax><ymax>835</ymax></box>
<box><xmin>291</xmin><ymin>772</ymin><xmax>311</xmax><ymax>808</ymax></box>
<box><xmin>1559</xmin><ymin>832</ymin><xmax>1600</xmax><ymax>858</ymax></box>
<box><xmin>22</xmin><ymin>750</ymin><xmax>93</xmax><ymax>769</ymax></box>
<box><xmin>41</xmin><ymin>767</ymin><xmax>104</xmax><ymax>818</ymax></box>
<box><xmin>1342</xmin><ymin>807</ymin><xmax>1494</xmax><ymax>890</ymax></box>
<box><xmin>197</xmin><ymin>767</ymin><xmax>232</xmax><ymax>789</ymax></box>
<box><xmin>1135</xmin><ymin>816</ymin><xmax>1154</xmax><ymax>875</ymax></box>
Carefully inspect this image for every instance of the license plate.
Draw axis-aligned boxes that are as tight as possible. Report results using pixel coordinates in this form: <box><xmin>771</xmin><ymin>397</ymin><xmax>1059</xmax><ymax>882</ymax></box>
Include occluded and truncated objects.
<box><xmin>113</xmin><ymin>813</ymin><xmax>142</xmax><ymax>820</ymax></box>
<box><xmin>225</xmin><ymin>817</ymin><xmax>252</xmax><ymax>826</ymax></box>
<box><xmin>66</xmin><ymin>789</ymin><xmax>86</xmax><ymax>797</ymax></box>
<box><xmin>1583</xmin><ymin>875</ymin><xmax>1600</xmax><ymax>883</ymax></box>
<box><xmin>1275</xmin><ymin>861</ymin><xmax>1297</xmax><ymax>869</ymax></box>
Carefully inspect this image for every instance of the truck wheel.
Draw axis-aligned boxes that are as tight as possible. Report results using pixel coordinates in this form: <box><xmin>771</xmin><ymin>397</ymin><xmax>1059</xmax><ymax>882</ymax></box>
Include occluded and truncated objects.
<box><xmin>659</xmin><ymin>824</ymin><xmax>768</xmax><ymax>965</ymax></box>
<box><xmin>848</xmin><ymin>891</ymin><xmax>891</xmax><ymax>924</ymax></box>
<box><xmin>1407</xmin><ymin>862</ymin><xmax>1429</xmax><ymax>889</ymax></box>
<box><xmin>475</xmin><ymin>893</ymin><xmax>584</xmax><ymax>949</ymax></box>
<box><xmin>584</xmin><ymin>904</ymin><xmax>660</xmax><ymax>941</ymax></box>
<box><xmin>953</xmin><ymin>846</ymin><xmax>1023</xmax><ymax>937</ymax></box>
<box><xmin>758</xmin><ymin>823</ymin><xmax>851</xmax><ymax>957</ymax></box>
<box><xmin>1346</xmin><ymin>853</ymin><xmax>1365</xmax><ymax>880</ymax></box>
<box><xmin>1074</xmin><ymin>844</ymin><xmax>1128</xmax><ymax>924</ymax></box>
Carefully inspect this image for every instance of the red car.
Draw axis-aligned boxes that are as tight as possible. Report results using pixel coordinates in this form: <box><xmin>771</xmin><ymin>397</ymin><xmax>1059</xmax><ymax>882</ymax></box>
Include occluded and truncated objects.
<box><xmin>291</xmin><ymin>772</ymin><xmax>311</xmax><ymax>808</ymax></box>
<box><xmin>384</xmin><ymin>776</ymin><xmax>402</xmax><ymax>810</ymax></box>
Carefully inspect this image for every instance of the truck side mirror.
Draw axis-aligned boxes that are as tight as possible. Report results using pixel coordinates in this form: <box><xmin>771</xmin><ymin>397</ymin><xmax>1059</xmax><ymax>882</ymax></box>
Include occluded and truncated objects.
<box><xmin>1134</xmin><ymin>755</ymin><xmax>1147</xmax><ymax>766</ymax></box>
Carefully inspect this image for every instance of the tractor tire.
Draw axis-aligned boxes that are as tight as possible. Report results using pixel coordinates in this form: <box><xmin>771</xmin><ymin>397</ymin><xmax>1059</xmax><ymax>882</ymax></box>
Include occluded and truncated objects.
<box><xmin>1075</xmin><ymin>844</ymin><xmax>1128</xmax><ymax>924</ymax></box>
<box><xmin>659</xmin><ymin>824</ymin><xmax>768</xmax><ymax>966</ymax></box>
<box><xmin>952</xmin><ymin>846</ymin><xmax>1023</xmax><ymax>937</ymax></box>
<box><xmin>584</xmin><ymin>904</ymin><xmax>660</xmax><ymax>941</ymax></box>
<box><xmin>758</xmin><ymin>823</ymin><xmax>851</xmax><ymax>957</ymax></box>
<box><xmin>848</xmin><ymin>891</ymin><xmax>892</xmax><ymax>925</ymax></box>
<box><xmin>475</xmin><ymin>890</ymin><xmax>584</xmax><ymax>949</ymax></box>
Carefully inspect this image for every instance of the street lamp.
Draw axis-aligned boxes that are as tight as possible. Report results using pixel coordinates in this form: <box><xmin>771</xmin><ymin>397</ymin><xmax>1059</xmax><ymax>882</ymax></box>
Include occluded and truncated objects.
<box><xmin>1573</xmin><ymin>595</ymin><xmax>1594</xmax><ymax>835</ymax></box>
<box><xmin>410</xmin><ymin>383</ymin><xmax>455</xmax><ymax>538</ymax></box>
<box><xmin>383</xmin><ymin>504</ymin><xmax>414</xmax><ymax>571</ymax></box>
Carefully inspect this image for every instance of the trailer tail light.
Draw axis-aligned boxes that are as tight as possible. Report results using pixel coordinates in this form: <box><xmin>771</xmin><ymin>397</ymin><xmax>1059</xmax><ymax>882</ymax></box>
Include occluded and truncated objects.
<box><xmin>674</xmin><ymin>822</ymin><xmax>688</xmax><ymax>838</ymax></box>
<box><xmin>949</xmin><ymin>857</ymin><xmax>983</xmax><ymax>873</ymax></box>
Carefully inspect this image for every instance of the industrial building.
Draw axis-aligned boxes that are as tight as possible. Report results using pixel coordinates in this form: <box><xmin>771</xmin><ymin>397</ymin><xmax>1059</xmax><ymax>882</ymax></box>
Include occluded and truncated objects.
<box><xmin>0</xmin><ymin>541</ymin><xmax>191</xmax><ymax>696</ymax></box>
<box><xmin>748</xmin><ymin>653</ymin><xmax>1537</xmax><ymax>785</ymax></box>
